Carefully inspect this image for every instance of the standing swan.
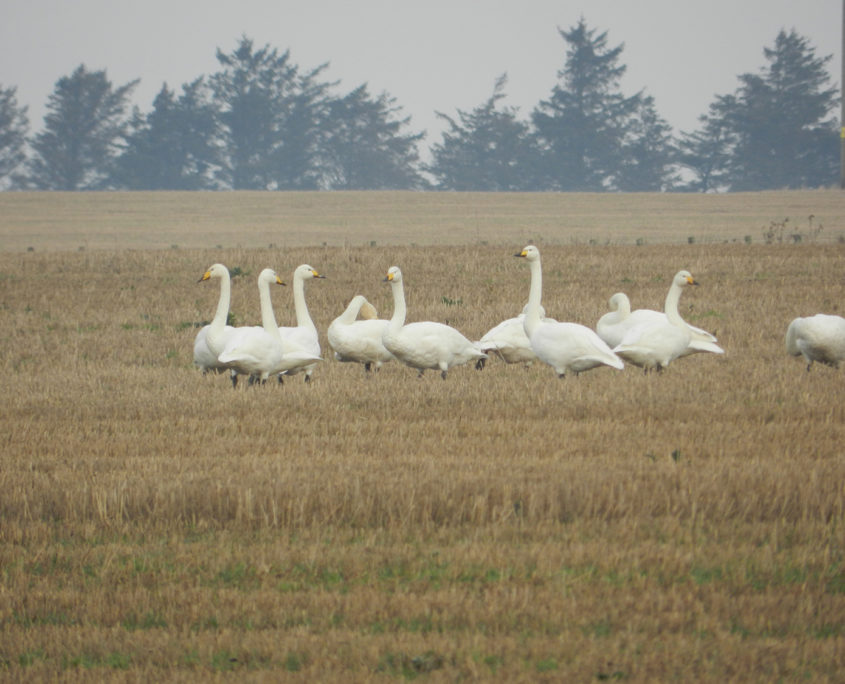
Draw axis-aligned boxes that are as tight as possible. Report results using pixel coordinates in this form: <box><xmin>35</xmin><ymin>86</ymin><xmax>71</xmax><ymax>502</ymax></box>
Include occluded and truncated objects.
<box><xmin>612</xmin><ymin>270</ymin><xmax>711</xmax><ymax>372</ymax></box>
<box><xmin>785</xmin><ymin>314</ymin><xmax>845</xmax><ymax>370</ymax></box>
<box><xmin>218</xmin><ymin>269</ymin><xmax>322</xmax><ymax>385</ymax></box>
<box><xmin>195</xmin><ymin>263</ymin><xmax>238</xmax><ymax>387</ymax></box>
<box><xmin>382</xmin><ymin>266</ymin><xmax>486</xmax><ymax>379</ymax></box>
<box><xmin>327</xmin><ymin>295</ymin><xmax>394</xmax><ymax>372</ymax></box>
<box><xmin>277</xmin><ymin>264</ymin><xmax>326</xmax><ymax>383</ymax></box>
<box><xmin>515</xmin><ymin>246</ymin><xmax>623</xmax><ymax>377</ymax></box>
<box><xmin>475</xmin><ymin>304</ymin><xmax>550</xmax><ymax>369</ymax></box>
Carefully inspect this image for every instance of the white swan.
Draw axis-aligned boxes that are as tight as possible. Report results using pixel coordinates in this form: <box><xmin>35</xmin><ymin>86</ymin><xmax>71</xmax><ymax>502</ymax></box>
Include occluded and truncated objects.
<box><xmin>475</xmin><ymin>304</ymin><xmax>550</xmax><ymax>369</ymax></box>
<box><xmin>327</xmin><ymin>295</ymin><xmax>394</xmax><ymax>372</ymax></box>
<box><xmin>277</xmin><ymin>264</ymin><xmax>325</xmax><ymax>383</ymax></box>
<box><xmin>515</xmin><ymin>245</ymin><xmax>623</xmax><ymax>377</ymax></box>
<box><xmin>382</xmin><ymin>266</ymin><xmax>486</xmax><ymax>379</ymax></box>
<box><xmin>218</xmin><ymin>269</ymin><xmax>321</xmax><ymax>385</ymax></box>
<box><xmin>786</xmin><ymin>313</ymin><xmax>845</xmax><ymax>370</ymax></box>
<box><xmin>597</xmin><ymin>289</ymin><xmax>722</xmax><ymax>356</ymax></box>
<box><xmin>195</xmin><ymin>263</ymin><xmax>239</xmax><ymax>387</ymax></box>
<box><xmin>612</xmin><ymin>270</ymin><xmax>709</xmax><ymax>372</ymax></box>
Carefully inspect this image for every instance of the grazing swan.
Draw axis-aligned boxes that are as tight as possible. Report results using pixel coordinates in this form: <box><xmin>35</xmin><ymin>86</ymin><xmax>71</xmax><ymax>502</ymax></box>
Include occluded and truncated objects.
<box><xmin>475</xmin><ymin>304</ymin><xmax>550</xmax><ymax>369</ymax></box>
<box><xmin>382</xmin><ymin>266</ymin><xmax>486</xmax><ymax>379</ymax></box>
<box><xmin>785</xmin><ymin>314</ymin><xmax>845</xmax><ymax>370</ymax></box>
<box><xmin>515</xmin><ymin>245</ymin><xmax>623</xmax><ymax>377</ymax></box>
<box><xmin>612</xmin><ymin>270</ymin><xmax>710</xmax><ymax>372</ymax></box>
<box><xmin>277</xmin><ymin>264</ymin><xmax>326</xmax><ymax>383</ymax></box>
<box><xmin>195</xmin><ymin>263</ymin><xmax>239</xmax><ymax>386</ymax></box>
<box><xmin>327</xmin><ymin>295</ymin><xmax>394</xmax><ymax>372</ymax></box>
<box><xmin>218</xmin><ymin>269</ymin><xmax>321</xmax><ymax>385</ymax></box>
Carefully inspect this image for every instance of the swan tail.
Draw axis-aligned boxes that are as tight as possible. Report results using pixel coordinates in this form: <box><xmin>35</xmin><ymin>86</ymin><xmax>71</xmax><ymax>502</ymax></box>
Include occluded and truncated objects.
<box><xmin>785</xmin><ymin>319</ymin><xmax>802</xmax><ymax>356</ymax></box>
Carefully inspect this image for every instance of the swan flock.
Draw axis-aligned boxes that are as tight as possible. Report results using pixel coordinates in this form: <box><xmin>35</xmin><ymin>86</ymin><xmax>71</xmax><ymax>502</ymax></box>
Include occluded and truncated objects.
<box><xmin>192</xmin><ymin>246</ymin><xmax>839</xmax><ymax>385</ymax></box>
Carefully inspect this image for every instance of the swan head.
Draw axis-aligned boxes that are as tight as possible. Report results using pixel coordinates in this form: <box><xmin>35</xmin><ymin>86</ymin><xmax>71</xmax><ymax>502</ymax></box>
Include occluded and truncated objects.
<box><xmin>295</xmin><ymin>264</ymin><xmax>326</xmax><ymax>280</ymax></box>
<box><xmin>514</xmin><ymin>245</ymin><xmax>540</xmax><ymax>262</ymax></box>
<box><xmin>259</xmin><ymin>268</ymin><xmax>285</xmax><ymax>287</ymax></box>
<box><xmin>608</xmin><ymin>292</ymin><xmax>630</xmax><ymax>312</ymax></box>
<box><xmin>384</xmin><ymin>266</ymin><xmax>402</xmax><ymax>283</ymax></box>
<box><xmin>674</xmin><ymin>270</ymin><xmax>699</xmax><ymax>287</ymax></box>
<box><xmin>198</xmin><ymin>263</ymin><xmax>229</xmax><ymax>283</ymax></box>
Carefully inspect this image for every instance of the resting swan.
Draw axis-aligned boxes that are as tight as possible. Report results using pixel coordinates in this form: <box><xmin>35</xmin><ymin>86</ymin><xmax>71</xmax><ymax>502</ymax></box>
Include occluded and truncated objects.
<box><xmin>277</xmin><ymin>264</ymin><xmax>326</xmax><ymax>383</ymax></box>
<box><xmin>785</xmin><ymin>314</ymin><xmax>845</xmax><ymax>370</ymax></box>
<box><xmin>195</xmin><ymin>263</ymin><xmax>238</xmax><ymax>387</ymax></box>
<box><xmin>327</xmin><ymin>295</ymin><xmax>394</xmax><ymax>372</ymax></box>
<box><xmin>612</xmin><ymin>270</ymin><xmax>708</xmax><ymax>372</ymax></box>
<box><xmin>382</xmin><ymin>266</ymin><xmax>486</xmax><ymax>379</ymax></box>
<box><xmin>515</xmin><ymin>245</ymin><xmax>623</xmax><ymax>377</ymax></box>
<box><xmin>597</xmin><ymin>289</ymin><xmax>722</xmax><ymax>356</ymax></box>
<box><xmin>475</xmin><ymin>304</ymin><xmax>551</xmax><ymax>369</ymax></box>
<box><xmin>218</xmin><ymin>269</ymin><xmax>322</xmax><ymax>385</ymax></box>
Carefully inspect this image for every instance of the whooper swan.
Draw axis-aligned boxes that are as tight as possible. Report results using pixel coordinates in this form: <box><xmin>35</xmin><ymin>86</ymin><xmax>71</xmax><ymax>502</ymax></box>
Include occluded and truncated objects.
<box><xmin>597</xmin><ymin>288</ymin><xmax>722</xmax><ymax>357</ymax></box>
<box><xmin>612</xmin><ymin>270</ymin><xmax>711</xmax><ymax>372</ymax></box>
<box><xmin>218</xmin><ymin>269</ymin><xmax>321</xmax><ymax>385</ymax></box>
<box><xmin>515</xmin><ymin>245</ymin><xmax>623</xmax><ymax>377</ymax></box>
<box><xmin>327</xmin><ymin>295</ymin><xmax>394</xmax><ymax>372</ymax></box>
<box><xmin>195</xmin><ymin>263</ymin><xmax>239</xmax><ymax>387</ymax></box>
<box><xmin>382</xmin><ymin>266</ymin><xmax>486</xmax><ymax>379</ymax></box>
<box><xmin>475</xmin><ymin>303</ymin><xmax>550</xmax><ymax>369</ymax></box>
<box><xmin>785</xmin><ymin>313</ymin><xmax>845</xmax><ymax>370</ymax></box>
<box><xmin>277</xmin><ymin>264</ymin><xmax>326</xmax><ymax>383</ymax></box>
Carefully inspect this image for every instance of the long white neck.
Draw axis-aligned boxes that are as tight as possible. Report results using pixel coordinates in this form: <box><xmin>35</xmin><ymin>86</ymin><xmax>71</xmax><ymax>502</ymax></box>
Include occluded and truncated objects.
<box><xmin>293</xmin><ymin>274</ymin><xmax>316</xmax><ymax>331</ymax></box>
<box><xmin>523</xmin><ymin>258</ymin><xmax>543</xmax><ymax>337</ymax></box>
<box><xmin>388</xmin><ymin>280</ymin><xmax>407</xmax><ymax>334</ymax></box>
<box><xmin>664</xmin><ymin>281</ymin><xmax>685</xmax><ymax>327</ymax></box>
<box><xmin>338</xmin><ymin>295</ymin><xmax>365</xmax><ymax>324</ymax></box>
<box><xmin>615</xmin><ymin>295</ymin><xmax>631</xmax><ymax>317</ymax></box>
<box><xmin>206</xmin><ymin>271</ymin><xmax>232</xmax><ymax>355</ymax></box>
<box><xmin>258</xmin><ymin>277</ymin><xmax>279</xmax><ymax>334</ymax></box>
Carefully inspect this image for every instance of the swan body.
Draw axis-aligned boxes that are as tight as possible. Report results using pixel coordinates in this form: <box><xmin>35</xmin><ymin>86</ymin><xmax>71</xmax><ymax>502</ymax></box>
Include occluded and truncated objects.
<box><xmin>382</xmin><ymin>266</ymin><xmax>486</xmax><ymax>379</ymax></box>
<box><xmin>218</xmin><ymin>269</ymin><xmax>322</xmax><ymax>384</ymax></box>
<box><xmin>327</xmin><ymin>295</ymin><xmax>394</xmax><ymax>372</ymax></box>
<box><xmin>475</xmin><ymin>304</ymin><xmax>551</xmax><ymax>368</ymax></box>
<box><xmin>195</xmin><ymin>263</ymin><xmax>238</xmax><ymax>386</ymax></box>
<box><xmin>612</xmin><ymin>270</ymin><xmax>706</xmax><ymax>372</ymax></box>
<box><xmin>786</xmin><ymin>314</ymin><xmax>845</xmax><ymax>370</ymax></box>
<box><xmin>597</xmin><ymin>290</ymin><xmax>723</xmax><ymax>357</ymax></box>
<box><xmin>515</xmin><ymin>245</ymin><xmax>623</xmax><ymax>377</ymax></box>
<box><xmin>277</xmin><ymin>264</ymin><xmax>326</xmax><ymax>382</ymax></box>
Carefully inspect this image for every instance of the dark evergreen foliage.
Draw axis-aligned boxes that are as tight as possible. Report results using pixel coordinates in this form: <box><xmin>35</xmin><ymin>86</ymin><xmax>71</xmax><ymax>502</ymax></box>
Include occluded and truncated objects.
<box><xmin>0</xmin><ymin>85</ymin><xmax>29</xmax><ymax>188</ymax></box>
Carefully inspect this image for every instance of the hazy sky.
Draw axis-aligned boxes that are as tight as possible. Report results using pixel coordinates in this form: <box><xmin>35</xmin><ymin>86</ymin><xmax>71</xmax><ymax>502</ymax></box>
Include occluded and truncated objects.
<box><xmin>1</xmin><ymin>0</ymin><xmax>840</xmax><ymax>147</ymax></box>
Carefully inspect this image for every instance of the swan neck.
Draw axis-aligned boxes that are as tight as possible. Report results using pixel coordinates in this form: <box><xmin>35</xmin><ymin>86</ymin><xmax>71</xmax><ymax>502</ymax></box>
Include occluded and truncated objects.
<box><xmin>523</xmin><ymin>258</ymin><xmax>542</xmax><ymax>335</ymax></box>
<box><xmin>211</xmin><ymin>271</ymin><xmax>231</xmax><ymax>332</ymax></box>
<box><xmin>388</xmin><ymin>280</ymin><xmax>407</xmax><ymax>333</ymax></box>
<box><xmin>258</xmin><ymin>278</ymin><xmax>279</xmax><ymax>334</ymax></box>
<box><xmin>664</xmin><ymin>282</ymin><xmax>685</xmax><ymax>326</ymax></box>
<box><xmin>293</xmin><ymin>274</ymin><xmax>315</xmax><ymax>330</ymax></box>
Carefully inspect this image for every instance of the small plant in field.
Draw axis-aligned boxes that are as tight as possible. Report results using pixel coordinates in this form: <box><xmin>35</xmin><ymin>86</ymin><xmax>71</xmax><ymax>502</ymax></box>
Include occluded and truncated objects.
<box><xmin>441</xmin><ymin>295</ymin><xmax>463</xmax><ymax>306</ymax></box>
<box><xmin>744</xmin><ymin>235</ymin><xmax>752</xmax><ymax>244</ymax></box>
<box><xmin>671</xmin><ymin>449</ymin><xmax>682</xmax><ymax>462</ymax></box>
<box><xmin>762</xmin><ymin>218</ymin><xmax>788</xmax><ymax>244</ymax></box>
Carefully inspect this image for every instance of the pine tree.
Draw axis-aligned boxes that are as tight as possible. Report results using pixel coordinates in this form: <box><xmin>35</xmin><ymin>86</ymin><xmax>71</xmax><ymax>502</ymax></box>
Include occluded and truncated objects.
<box><xmin>320</xmin><ymin>84</ymin><xmax>425</xmax><ymax>189</ymax></box>
<box><xmin>26</xmin><ymin>65</ymin><xmax>138</xmax><ymax>190</ymax></box>
<box><xmin>0</xmin><ymin>85</ymin><xmax>29</xmax><ymax>188</ymax></box>
<box><xmin>114</xmin><ymin>79</ymin><xmax>218</xmax><ymax>189</ymax></box>
<box><xmin>428</xmin><ymin>74</ymin><xmax>538</xmax><ymax>191</ymax></box>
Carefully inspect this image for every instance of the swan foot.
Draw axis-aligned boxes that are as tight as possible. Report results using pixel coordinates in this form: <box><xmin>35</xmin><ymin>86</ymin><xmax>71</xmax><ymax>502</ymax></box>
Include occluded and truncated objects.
<box><xmin>230</xmin><ymin>371</ymin><xmax>238</xmax><ymax>388</ymax></box>
<box><xmin>277</xmin><ymin>375</ymin><xmax>284</xmax><ymax>385</ymax></box>
<box><xmin>475</xmin><ymin>358</ymin><xmax>486</xmax><ymax>370</ymax></box>
<box><xmin>304</xmin><ymin>374</ymin><xmax>311</xmax><ymax>384</ymax></box>
<box><xmin>364</xmin><ymin>362</ymin><xmax>372</xmax><ymax>373</ymax></box>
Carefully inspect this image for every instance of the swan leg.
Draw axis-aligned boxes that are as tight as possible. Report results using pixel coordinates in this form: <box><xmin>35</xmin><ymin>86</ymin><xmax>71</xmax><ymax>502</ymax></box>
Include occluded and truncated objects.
<box><xmin>417</xmin><ymin>369</ymin><xmax>424</xmax><ymax>378</ymax></box>
<box><xmin>364</xmin><ymin>362</ymin><xmax>372</xmax><ymax>373</ymax></box>
<box><xmin>277</xmin><ymin>374</ymin><xmax>284</xmax><ymax>385</ymax></box>
<box><xmin>441</xmin><ymin>370</ymin><xmax>448</xmax><ymax>380</ymax></box>
<box><xmin>475</xmin><ymin>358</ymin><xmax>486</xmax><ymax>371</ymax></box>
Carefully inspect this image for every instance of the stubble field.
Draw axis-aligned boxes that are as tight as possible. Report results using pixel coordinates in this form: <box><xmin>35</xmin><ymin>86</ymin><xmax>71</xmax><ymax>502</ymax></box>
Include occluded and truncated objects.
<box><xmin>0</xmin><ymin>191</ymin><xmax>844</xmax><ymax>681</ymax></box>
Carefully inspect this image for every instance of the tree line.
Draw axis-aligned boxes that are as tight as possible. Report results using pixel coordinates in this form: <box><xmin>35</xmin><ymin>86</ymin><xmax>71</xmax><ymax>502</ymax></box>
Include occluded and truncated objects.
<box><xmin>0</xmin><ymin>20</ymin><xmax>839</xmax><ymax>192</ymax></box>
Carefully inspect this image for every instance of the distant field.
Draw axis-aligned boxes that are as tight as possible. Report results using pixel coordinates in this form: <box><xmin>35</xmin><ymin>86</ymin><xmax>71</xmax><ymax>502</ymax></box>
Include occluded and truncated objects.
<box><xmin>0</xmin><ymin>192</ymin><xmax>843</xmax><ymax>679</ymax></box>
<box><xmin>1</xmin><ymin>189</ymin><xmax>844</xmax><ymax>251</ymax></box>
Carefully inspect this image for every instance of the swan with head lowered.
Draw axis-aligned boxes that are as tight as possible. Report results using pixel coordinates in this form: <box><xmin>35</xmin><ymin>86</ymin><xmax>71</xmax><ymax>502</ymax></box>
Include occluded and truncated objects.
<box><xmin>786</xmin><ymin>313</ymin><xmax>845</xmax><ymax>370</ymax></box>
<box><xmin>382</xmin><ymin>266</ymin><xmax>486</xmax><ymax>379</ymax></box>
<box><xmin>218</xmin><ymin>268</ymin><xmax>322</xmax><ymax>385</ymax></box>
<box><xmin>597</xmin><ymin>288</ymin><xmax>722</xmax><ymax>357</ymax></box>
<box><xmin>327</xmin><ymin>295</ymin><xmax>394</xmax><ymax>372</ymax></box>
<box><xmin>474</xmin><ymin>303</ymin><xmax>552</xmax><ymax>370</ymax></box>
<box><xmin>612</xmin><ymin>270</ymin><xmax>716</xmax><ymax>372</ymax></box>
<box><xmin>277</xmin><ymin>264</ymin><xmax>326</xmax><ymax>383</ymax></box>
<box><xmin>195</xmin><ymin>263</ymin><xmax>239</xmax><ymax>386</ymax></box>
<box><xmin>515</xmin><ymin>245</ymin><xmax>623</xmax><ymax>377</ymax></box>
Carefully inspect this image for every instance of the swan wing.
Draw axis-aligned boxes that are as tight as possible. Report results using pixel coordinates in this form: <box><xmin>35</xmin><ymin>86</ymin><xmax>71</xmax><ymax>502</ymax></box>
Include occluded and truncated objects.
<box><xmin>531</xmin><ymin>321</ymin><xmax>624</xmax><ymax>374</ymax></box>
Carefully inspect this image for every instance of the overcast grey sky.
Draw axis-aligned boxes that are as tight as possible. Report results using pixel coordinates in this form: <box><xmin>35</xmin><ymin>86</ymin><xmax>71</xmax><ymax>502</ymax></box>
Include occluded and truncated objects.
<box><xmin>1</xmin><ymin>0</ymin><xmax>840</xmax><ymax>147</ymax></box>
